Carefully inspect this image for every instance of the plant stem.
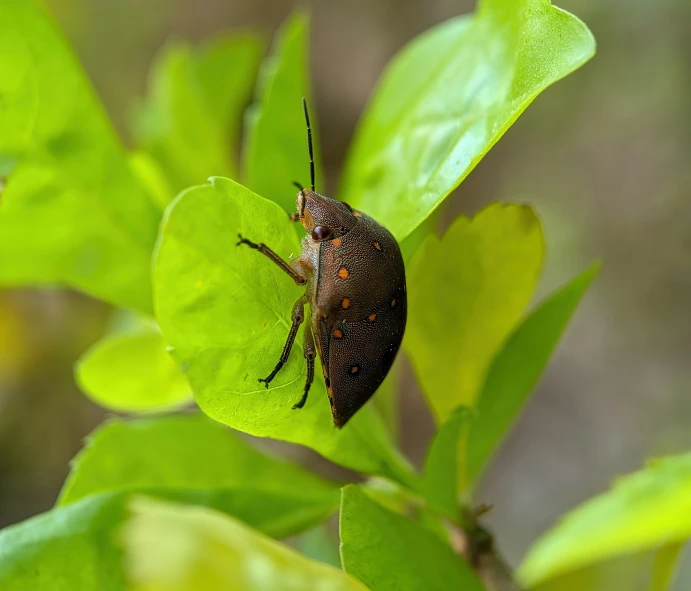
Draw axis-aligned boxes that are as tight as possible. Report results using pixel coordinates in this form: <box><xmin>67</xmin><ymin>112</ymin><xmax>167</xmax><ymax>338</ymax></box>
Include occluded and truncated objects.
<box><xmin>449</xmin><ymin>516</ymin><xmax>522</xmax><ymax>591</ymax></box>
<box><xmin>473</xmin><ymin>551</ymin><xmax>522</xmax><ymax>591</ymax></box>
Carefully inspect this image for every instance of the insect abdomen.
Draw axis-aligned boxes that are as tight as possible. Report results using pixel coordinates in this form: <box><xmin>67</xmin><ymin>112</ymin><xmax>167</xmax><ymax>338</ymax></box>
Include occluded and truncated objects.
<box><xmin>315</xmin><ymin>213</ymin><xmax>407</xmax><ymax>427</ymax></box>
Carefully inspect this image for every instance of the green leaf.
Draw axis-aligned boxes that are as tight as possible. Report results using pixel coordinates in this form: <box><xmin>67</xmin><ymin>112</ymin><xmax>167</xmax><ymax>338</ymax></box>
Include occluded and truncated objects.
<box><xmin>135</xmin><ymin>32</ymin><xmax>263</xmax><ymax>195</ymax></box>
<box><xmin>75</xmin><ymin>329</ymin><xmax>192</xmax><ymax>413</ymax></box>
<box><xmin>647</xmin><ymin>543</ymin><xmax>685</xmax><ymax>591</ymax></box>
<box><xmin>195</xmin><ymin>32</ymin><xmax>264</xmax><ymax>129</ymax></box>
<box><xmin>153</xmin><ymin>177</ymin><xmax>417</xmax><ymax>488</ymax></box>
<box><xmin>370</xmin><ymin>360</ymin><xmax>401</xmax><ymax>443</ymax></box>
<box><xmin>58</xmin><ymin>414</ymin><xmax>339</xmax><ymax>538</ymax></box>
<box><xmin>465</xmin><ymin>264</ymin><xmax>599</xmax><ymax>487</ymax></box>
<box><xmin>340</xmin><ymin>0</ymin><xmax>595</xmax><ymax>241</ymax></box>
<box><xmin>406</xmin><ymin>203</ymin><xmax>544</xmax><ymax>422</ymax></box>
<box><xmin>423</xmin><ymin>406</ymin><xmax>472</xmax><ymax>518</ymax></box>
<box><xmin>59</xmin><ymin>414</ymin><xmax>337</xmax><ymax>501</ymax></box>
<box><xmin>400</xmin><ymin>212</ymin><xmax>438</xmax><ymax>265</ymax></box>
<box><xmin>129</xmin><ymin>150</ymin><xmax>174</xmax><ymax>212</ymax></box>
<box><xmin>243</xmin><ymin>11</ymin><xmax>321</xmax><ymax>213</ymax></box>
<box><xmin>531</xmin><ymin>553</ymin><xmax>656</xmax><ymax>591</ymax></box>
<box><xmin>123</xmin><ymin>497</ymin><xmax>369</xmax><ymax>591</ymax></box>
<box><xmin>293</xmin><ymin>524</ymin><xmax>342</xmax><ymax>568</ymax></box>
<box><xmin>0</xmin><ymin>0</ymin><xmax>160</xmax><ymax>313</ymax></box>
<box><xmin>358</xmin><ymin>478</ymin><xmax>451</xmax><ymax>545</ymax></box>
<box><xmin>340</xmin><ymin>485</ymin><xmax>484</xmax><ymax>591</ymax></box>
<box><xmin>519</xmin><ymin>452</ymin><xmax>691</xmax><ymax>586</ymax></box>
<box><xmin>0</xmin><ymin>493</ymin><xmax>128</xmax><ymax>591</ymax></box>
<box><xmin>0</xmin><ymin>485</ymin><xmax>342</xmax><ymax>590</ymax></box>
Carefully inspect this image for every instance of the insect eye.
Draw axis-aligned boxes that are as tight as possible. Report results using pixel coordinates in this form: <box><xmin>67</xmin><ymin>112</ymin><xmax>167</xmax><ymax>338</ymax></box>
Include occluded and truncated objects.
<box><xmin>311</xmin><ymin>226</ymin><xmax>332</xmax><ymax>240</ymax></box>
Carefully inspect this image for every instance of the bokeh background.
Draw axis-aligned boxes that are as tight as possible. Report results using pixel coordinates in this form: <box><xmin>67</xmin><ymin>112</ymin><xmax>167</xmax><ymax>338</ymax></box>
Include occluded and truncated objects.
<box><xmin>1</xmin><ymin>0</ymin><xmax>690</xmax><ymax>587</ymax></box>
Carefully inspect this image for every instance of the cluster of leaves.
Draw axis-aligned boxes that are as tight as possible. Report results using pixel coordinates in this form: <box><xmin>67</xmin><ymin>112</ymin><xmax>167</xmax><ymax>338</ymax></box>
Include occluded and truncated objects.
<box><xmin>0</xmin><ymin>0</ymin><xmax>687</xmax><ymax>589</ymax></box>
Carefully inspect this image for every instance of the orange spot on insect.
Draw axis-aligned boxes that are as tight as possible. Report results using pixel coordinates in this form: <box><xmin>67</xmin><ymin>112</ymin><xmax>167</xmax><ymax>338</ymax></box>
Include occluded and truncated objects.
<box><xmin>333</xmin><ymin>328</ymin><xmax>343</xmax><ymax>339</ymax></box>
<box><xmin>341</xmin><ymin>298</ymin><xmax>351</xmax><ymax>309</ymax></box>
<box><xmin>353</xmin><ymin>211</ymin><xmax>362</xmax><ymax>217</ymax></box>
<box><xmin>391</xmin><ymin>298</ymin><xmax>397</xmax><ymax>307</ymax></box>
<box><xmin>331</xmin><ymin>237</ymin><xmax>342</xmax><ymax>247</ymax></box>
<box><xmin>368</xmin><ymin>313</ymin><xmax>377</xmax><ymax>322</ymax></box>
<box><xmin>351</xmin><ymin>366</ymin><xmax>359</xmax><ymax>374</ymax></box>
<box><xmin>328</xmin><ymin>386</ymin><xmax>334</xmax><ymax>396</ymax></box>
<box><xmin>337</xmin><ymin>266</ymin><xmax>349</xmax><ymax>279</ymax></box>
<box><xmin>373</xmin><ymin>241</ymin><xmax>381</xmax><ymax>250</ymax></box>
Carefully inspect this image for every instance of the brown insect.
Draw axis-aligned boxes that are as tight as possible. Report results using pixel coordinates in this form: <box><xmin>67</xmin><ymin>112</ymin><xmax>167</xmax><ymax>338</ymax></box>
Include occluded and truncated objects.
<box><xmin>238</xmin><ymin>100</ymin><xmax>406</xmax><ymax>427</ymax></box>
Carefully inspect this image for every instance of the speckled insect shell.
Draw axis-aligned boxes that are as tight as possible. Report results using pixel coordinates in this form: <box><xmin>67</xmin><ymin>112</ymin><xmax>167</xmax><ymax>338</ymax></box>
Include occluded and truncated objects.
<box><xmin>237</xmin><ymin>100</ymin><xmax>406</xmax><ymax>427</ymax></box>
<box><xmin>296</xmin><ymin>190</ymin><xmax>407</xmax><ymax>427</ymax></box>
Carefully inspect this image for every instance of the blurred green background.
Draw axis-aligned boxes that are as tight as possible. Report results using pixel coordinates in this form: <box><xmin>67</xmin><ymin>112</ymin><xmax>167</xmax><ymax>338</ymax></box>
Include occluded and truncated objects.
<box><xmin>1</xmin><ymin>0</ymin><xmax>690</xmax><ymax>587</ymax></box>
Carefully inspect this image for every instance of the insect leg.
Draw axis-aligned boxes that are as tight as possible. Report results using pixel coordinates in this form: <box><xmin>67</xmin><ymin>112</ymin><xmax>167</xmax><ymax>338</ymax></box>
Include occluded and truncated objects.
<box><xmin>293</xmin><ymin>323</ymin><xmax>316</xmax><ymax>409</ymax></box>
<box><xmin>259</xmin><ymin>296</ymin><xmax>307</xmax><ymax>388</ymax></box>
<box><xmin>236</xmin><ymin>235</ymin><xmax>306</xmax><ymax>285</ymax></box>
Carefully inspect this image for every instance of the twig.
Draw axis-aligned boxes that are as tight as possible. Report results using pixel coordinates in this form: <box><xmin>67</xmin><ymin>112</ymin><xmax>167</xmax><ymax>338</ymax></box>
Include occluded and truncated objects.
<box><xmin>448</xmin><ymin>512</ymin><xmax>522</xmax><ymax>591</ymax></box>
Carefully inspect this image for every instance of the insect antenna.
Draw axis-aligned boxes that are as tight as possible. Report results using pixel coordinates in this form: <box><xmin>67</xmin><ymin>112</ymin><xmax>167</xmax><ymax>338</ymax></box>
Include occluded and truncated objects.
<box><xmin>302</xmin><ymin>97</ymin><xmax>315</xmax><ymax>191</ymax></box>
<box><xmin>292</xmin><ymin>180</ymin><xmax>305</xmax><ymax>191</ymax></box>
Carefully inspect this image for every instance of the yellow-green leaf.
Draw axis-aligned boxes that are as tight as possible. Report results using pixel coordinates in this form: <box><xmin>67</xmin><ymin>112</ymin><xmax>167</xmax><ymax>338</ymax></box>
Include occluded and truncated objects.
<box><xmin>340</xmin><ymin>0</ymin><xmax>595</xmax><ymax>241</ymax></box>
<box><xmin>647</xmin><ymin>543</ymin><xmax>685</xmax><ymax>591</ymax></box>
<box><xmin>123</xmin><ymin>497</ymin><xmax>369</xmax><ymax>591</ymax></box>
<box><xmin>519</xmin><ymin>452</ymin><xmax>691</xmax><ymax>586</ymax></box>
<box><xmin>0</xmin><ymin>484</ymin><xmax>341</xmax><ymax>591</ymax></box>
<box><xmin>135</xmin><ymin>32</ymin><xmax>263</xmax><ymax>195</ymax></box>
<box><xmin>59</xmin><ymin>414</ymin><xmax>340</xmax><ymax>539</ymax></box>
<box><xmin>422</xmin><ymin>406</ymin><xmax>472</xmax><ymax>518</ymax></box>
<box><xmin>75</xmin><ymin>329</ymin><xmax>192</xmax><ymax>413</ymax></box>
<box><xmin>0</xmin><ymin>0</ymin><xmax>160</xmax><ymax>313</ymax></box>
<box><xmin>406</xmin><ymin>203</ymin><xmax>544</xmax><ymax>423</ymax></box>
<box><xmin>243</xmin><ymin>11</ymin><xmax>321</xmax><ymax>214</ymax></box>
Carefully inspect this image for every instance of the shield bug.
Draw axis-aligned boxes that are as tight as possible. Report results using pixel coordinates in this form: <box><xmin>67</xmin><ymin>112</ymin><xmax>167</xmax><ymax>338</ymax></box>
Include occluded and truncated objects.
<box><xmin>237</xmin><ymin>99</ymin><xmax>406</xmax><ymax>427</ymax></box>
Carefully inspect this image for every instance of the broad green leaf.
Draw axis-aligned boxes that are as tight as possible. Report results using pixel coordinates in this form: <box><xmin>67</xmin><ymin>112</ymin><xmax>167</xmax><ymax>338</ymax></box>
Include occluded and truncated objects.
<box><xmin>153</xmin><ymin>177</ymin><xmax>417</xmax><ymax>488</ymax></box>
<box><xmin>519</xmin><ymin>452</ymin><xmax>691</xmax><ymax>586</ymax></box>
<box><xmin>406</xmin><ymin>203</ymin><xmax>544</xmax><ymax>422</ymax></box>
<box><xmin>340</xmin><ymin>0</ymin><xmax>595</xmax><ymax>241</ymax></box>
<box><xmin>75</xmin><ymin>329</ymin><xmax>192</xmax><ymax>413</ymax></box>
<box><xmin>358</xmin><ymin>478</ymin><xmax>451</xmax><ymax>545</ymax></box>
<box><xmin>58</xmin><ymin>414</ymin><xmax>339</xmax><ymax>537</ymax></box>
<box><xmin>0</xmin><ymin>493</ymin><xmax>128</xmax><ymax>591</ymax></box>
<box><xmin>340</xmin><ymin>485</ymin><xmax>484</xmax><ymax>591</ymax></box>
<box><xmin>422</xmin><ymin>406</ymin><xmax>472</xmax><ymax>518</ymax></box>
<box><xmin>195</xmin><ymin>32</ymin><xmax>264</xmax><ymax>129</ymax></box>
<box><xmin>0</xmin><ymin>0</ymin><xmax>160</xmax><ymax>313</ymax></box>
<box><xmin>135</xmin><ymin>32</ymin><xmax>262</xmax><ymax>196</ymax></box>
<box><xmin>123</xmin><ymin>497</ymin><xmax>369</xmax><ymax>591</ymax></box>
<box><xmin>465</xmin><ymin>264</ymin><xmax>599</xmax><ymax>487</ymax></box>
<box><xmin>243</xmin><ymin>11</ymin><xmax>322</xmax><ymax>213</ymax></box>
<box><xmin>59</xmin><ymin>414</ymin><xmax>337</xmax><ymax>502</ymax></box>
<box><xmin>0</xmin><ymin>487</ymin><xmax>340</xmax><ymax>590</ymax></box>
